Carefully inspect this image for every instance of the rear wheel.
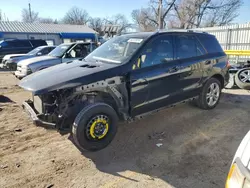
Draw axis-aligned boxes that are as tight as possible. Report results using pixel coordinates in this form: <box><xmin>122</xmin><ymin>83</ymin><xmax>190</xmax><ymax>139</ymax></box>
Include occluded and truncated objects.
<box><xmin>235</xmin><ymin>68</ymin><xmax>250</xmax><ymax>90</ymax></box>
<box><xmin>196</xmin><ymin>78</ymin><xmax>222</xmax><ymax>110</ymax></box>
<box><xmin>72</xmin><ymin>103</ymin><xmax>118</xmax><ymax>151</ymax></box>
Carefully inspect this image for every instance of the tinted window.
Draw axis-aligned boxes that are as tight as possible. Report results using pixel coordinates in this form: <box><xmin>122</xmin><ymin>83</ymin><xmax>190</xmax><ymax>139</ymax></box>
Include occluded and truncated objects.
<box><xmin>30</xmin><ymin>40</ymin><xmax>47</xmax><ymax>47</ymax></box>
<box><xmin>175</xmin><ymin>35</ymin><xmax>206</xmax><ymax>59</ymax></box>
<box><xmin>197</xmin><ymin>34</ymin><xmax>223</xmax><ymax>53</ymax></box>
<box><xmin>175</xmin><ymin>35</ymin><xmax>197</xmax><ymax>59</ymax></box>
<box><xmin>40</xmin><ymin>47</ymin><xmax>50</xmax><ymax>55</ymax></box>
<box><xmin>15</xmin><ymin>40</ymin><xmax>31</xmax><ymax>47</ymax></box>
<box><xmin>140</xmin><ymin>35</ymin><xmax>174</xmax><ymax>68</ymax></box>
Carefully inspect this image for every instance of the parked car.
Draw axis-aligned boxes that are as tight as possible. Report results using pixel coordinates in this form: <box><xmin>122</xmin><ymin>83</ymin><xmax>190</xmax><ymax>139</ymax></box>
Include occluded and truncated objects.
<box><xmin>226</xmin><ymin>130</ymin><xmax>250</xmax><ymax>188</ymax></box>
<box><xmin>15</xmin><ymin>42</ymin><xmax>97</xmax><ymax>78</ymax></box>
<box><xmin>19</xmin><ymin>30</ymin><xmax>229</xmax><ymax>151</ymax></box>
<box><xmin>4</xmin><ymin>46</ymin><xmax>56</xmax><ymax>70</ymax></box>
<box><xmin>0</xmin><ymin>54</ymin><xmax>26</xmax><ymax>68</ymax></box>
<box><xmin>0</xmin><ymin>39</ymin><xmax>47</xmax><ymax>63</ymax></box>
<box><xmin>225</xmin><ymin>61</ymin><xmax>250</xmax><ymax>90</ymax></box>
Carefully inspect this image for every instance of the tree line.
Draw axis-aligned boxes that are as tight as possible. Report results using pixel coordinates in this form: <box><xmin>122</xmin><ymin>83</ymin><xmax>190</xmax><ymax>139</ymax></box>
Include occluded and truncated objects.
<box><xmin>21</xmin><ymin>0</ymin><xmax>243</xmax><ymax>33</ymax></box>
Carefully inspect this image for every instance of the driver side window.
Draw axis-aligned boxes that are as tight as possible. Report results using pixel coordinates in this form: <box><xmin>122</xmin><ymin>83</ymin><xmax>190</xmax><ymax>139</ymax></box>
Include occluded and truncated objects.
<box><xmin>133</xmin><ymin>35</ymin><xmax>174</xmax><ymax>69</ymax></box>
<box><xmin>67</xmin><ymin>44</ymin><xmax>88</xmax><ymax>58</ymax></box>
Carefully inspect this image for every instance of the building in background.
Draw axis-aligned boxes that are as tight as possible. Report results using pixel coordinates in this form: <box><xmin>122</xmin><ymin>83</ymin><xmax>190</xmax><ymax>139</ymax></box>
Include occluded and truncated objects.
<box><xmin>0</xmin><ymin>21</ymin><xmax>97</xmax><ymax>45</ymax></box>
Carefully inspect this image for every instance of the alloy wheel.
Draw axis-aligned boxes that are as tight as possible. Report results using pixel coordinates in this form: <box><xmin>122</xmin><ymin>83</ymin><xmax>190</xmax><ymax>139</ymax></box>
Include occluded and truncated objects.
<box><xmin>206</xmin><ymin>83</ymin><xmax>220</xmax><ymax>107</ymax></box>
<box><xmin>239</xmin><ymin>70</ymin><xmax>250</xmax><ymax>83</ymax></box>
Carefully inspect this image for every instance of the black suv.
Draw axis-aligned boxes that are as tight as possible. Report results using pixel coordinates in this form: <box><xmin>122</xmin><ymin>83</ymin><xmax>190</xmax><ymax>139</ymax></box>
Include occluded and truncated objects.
<box><xmin>0</xmin><ymin>39</ymin><xmax>47</xmax><ymax>62</ymax></box>
<box><xmin>19</xmin><ymin>30</ymin><xmax>229</xmax><ymax>151</ymax></box>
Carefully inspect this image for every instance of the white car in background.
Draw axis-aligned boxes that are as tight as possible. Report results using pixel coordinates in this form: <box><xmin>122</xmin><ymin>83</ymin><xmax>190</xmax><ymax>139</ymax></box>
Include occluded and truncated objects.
<box><xmin>226</xmin><ymin>131</ymin><xmax>250</xmax><ymax>188</ymax></box>
<box><xmin>0</xmin><ymin>54</ymin><xmax>25</xmax><ymax>68</ymax></box>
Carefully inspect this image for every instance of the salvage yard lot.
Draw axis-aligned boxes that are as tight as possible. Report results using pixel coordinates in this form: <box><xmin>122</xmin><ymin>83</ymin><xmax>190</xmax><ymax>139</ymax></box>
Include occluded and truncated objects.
<box><xmin>0</xmin><ymin>72</ymin><xmax>250</xmax><ymax>188</ymax></box>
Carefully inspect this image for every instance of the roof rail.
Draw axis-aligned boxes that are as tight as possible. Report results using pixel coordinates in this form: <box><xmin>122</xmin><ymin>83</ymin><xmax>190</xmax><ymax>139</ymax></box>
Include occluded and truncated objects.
<box><xmin>157</xmin><ymin>29</ymin><xmax>208</xmax><ymax>34</ymax></box>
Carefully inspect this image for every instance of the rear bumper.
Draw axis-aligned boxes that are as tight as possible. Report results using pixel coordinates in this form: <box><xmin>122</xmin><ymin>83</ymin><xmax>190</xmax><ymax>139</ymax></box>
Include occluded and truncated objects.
<box><xmin>22</xmin><ymin>100</ymin><xmax>56</xmax><ymax>128</ymax></box>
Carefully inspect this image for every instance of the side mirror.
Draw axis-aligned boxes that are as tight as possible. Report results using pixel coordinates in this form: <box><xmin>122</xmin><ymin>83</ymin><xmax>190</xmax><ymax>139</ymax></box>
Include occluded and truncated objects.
<box><xmin>37</xmin><ymin>52</ymin><xmax>42</xmax><ymax>56</ymax></box>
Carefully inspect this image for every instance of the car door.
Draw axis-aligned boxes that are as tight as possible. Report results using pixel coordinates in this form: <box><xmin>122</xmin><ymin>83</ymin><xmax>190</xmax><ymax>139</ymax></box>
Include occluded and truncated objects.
<box><xmin>174</xmin><ymin>34</ymin><xmax>207</xmax><ymax>98</ymax></box>
<box><xmin>130</xmin><ymin>34</ymin><xmax>183</xmax><ymax>116</ymax></box>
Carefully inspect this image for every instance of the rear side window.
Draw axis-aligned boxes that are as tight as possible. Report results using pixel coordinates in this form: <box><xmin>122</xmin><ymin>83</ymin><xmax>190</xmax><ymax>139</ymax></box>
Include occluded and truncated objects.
<box><xmin>175</xmin><ymin>35</ymin><xmax>206</xmax><ymax>59</ymax></box>
<box><xmin>30</xmin><ymin>40</ymin><xmax>47</xmax><ymax>47</ymax></box>
<box><xmin>15</xmin><ymin>40</ymin><xmax>31</xmax><ymax>47</ymax></box>
<box><xmin>197</xmin><ymin>34</ymin><xmax>223</xmax><ymax>53</ymax></box>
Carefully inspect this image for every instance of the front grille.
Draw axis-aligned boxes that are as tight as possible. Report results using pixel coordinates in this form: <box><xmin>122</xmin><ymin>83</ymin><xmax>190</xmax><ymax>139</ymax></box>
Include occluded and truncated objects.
<box><xmin>33</xmin><ymin>95</ymin><xmax>43</xmax><ymax>114</ymax></box>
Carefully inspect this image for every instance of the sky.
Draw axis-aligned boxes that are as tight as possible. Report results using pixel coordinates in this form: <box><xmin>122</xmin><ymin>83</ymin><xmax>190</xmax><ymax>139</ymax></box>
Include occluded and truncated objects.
<box><xmin>0</xmin><ymin>0</ymin><xmax>250</xmax><ymax>24</ymax></box>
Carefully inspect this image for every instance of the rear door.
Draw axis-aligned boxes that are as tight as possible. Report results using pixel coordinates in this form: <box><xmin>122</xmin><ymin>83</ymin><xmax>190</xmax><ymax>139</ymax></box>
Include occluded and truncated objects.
<box><xmin>130</xmin><ymin>34</ymin><xmax>183</xmax><ymax>116</ymax></box>
<box><xmin>174</xmin><ymin>34</ymin><xmax>207</xmax><ymax>98</ymax></box>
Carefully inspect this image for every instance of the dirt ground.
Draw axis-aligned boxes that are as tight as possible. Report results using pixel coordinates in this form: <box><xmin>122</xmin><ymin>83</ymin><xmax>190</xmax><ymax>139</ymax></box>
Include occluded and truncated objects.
<box><xmin>0</xmin><ymin>72</ymin><xmax>250</xmax><ymax>188</ymax></box>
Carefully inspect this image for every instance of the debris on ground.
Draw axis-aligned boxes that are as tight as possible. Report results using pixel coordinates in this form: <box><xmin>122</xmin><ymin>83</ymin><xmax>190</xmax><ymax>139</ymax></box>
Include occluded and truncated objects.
<box><xmin>0</xmin><ymin>164</ymin><xmax>8</xmax><ymax>169</ymax></box>
<box><xmin>148</xmin><ymin>131</ymin><xmax>165</xmax><ymax>140</ymax></box>
<box><xmin>156</xmin><ymin>143</ymin><xmax>163</xmax><ymax>147</ymax></box>
<box><xmin>15</xmin><ymin>163</ymin><xmax>21</xmax><ymax>168</ymax></box>
<box><xmin>14</xmin><ymin>128</ymin><xmax>22</xmax><ymax>132</ymax></box>
<box><xmin>46</xmin><ymin>184</ymin><xmax>54</xmax><ymax>188</ymax></box>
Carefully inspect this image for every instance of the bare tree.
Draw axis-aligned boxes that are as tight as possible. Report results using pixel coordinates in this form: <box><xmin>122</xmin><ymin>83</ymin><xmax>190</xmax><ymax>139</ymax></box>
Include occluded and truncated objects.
<box><xmin>131</xmin><ymin>0</ymin><xmax>177</xmax><ymax>31</ymax></box>
<box><xmin>39</xmin><ymin>18</ymin><xmax>54</xmax><ymax>24</ymax></box>
<box><xmin>22</xmin><ymin>8</ymin><xmax>39</xmax><ymax>23</ymax></box>
<box><xmin>63</xmin><ymin>7</ymin><xmax>90</xmax><ymax>25</ymax></box>
<box><xmin>104</xmin><ymin>14</ymin><xmax>131</xmax><ymax>34</ymax></box>
<box><xmin>172</xmin><ymin>0</ymin><xmax>242</xmax><ymax>28</ymax></box>
<box><xmin>204</xmin><ymin>0</ymin><xmax>242</xmax><ymax>27</ymax></box>
<box><xmin>131</xmin><ymin>9</ymin><xmax>158</xmax><ymax>31</ymax></box>
<box><xmin>89</xmin><ymin>17</ymin><xmax>104</xmax><ymax>33</ymax></box>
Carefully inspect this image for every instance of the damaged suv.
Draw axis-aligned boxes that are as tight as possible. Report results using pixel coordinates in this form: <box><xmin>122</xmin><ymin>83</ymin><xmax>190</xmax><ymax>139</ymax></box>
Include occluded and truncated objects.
<box><xmin>20</xmin><ymin>30</ymin><xmax>229</xmax><ymax>151</ymax></box>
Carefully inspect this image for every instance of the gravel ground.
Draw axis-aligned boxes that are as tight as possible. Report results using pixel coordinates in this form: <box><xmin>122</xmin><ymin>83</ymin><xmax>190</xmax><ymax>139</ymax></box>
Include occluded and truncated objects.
<box><xmin>0</xmin><ymin>72</ymin><xmax>250</xmax><ymax>188</ymax></box>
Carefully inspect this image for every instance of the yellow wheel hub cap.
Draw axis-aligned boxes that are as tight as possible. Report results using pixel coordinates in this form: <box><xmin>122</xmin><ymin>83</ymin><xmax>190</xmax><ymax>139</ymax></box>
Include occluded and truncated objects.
<box><xmin>89</xmin><ymin>117</ymin><xmax>109</xmax><ymax>139</ymax></box>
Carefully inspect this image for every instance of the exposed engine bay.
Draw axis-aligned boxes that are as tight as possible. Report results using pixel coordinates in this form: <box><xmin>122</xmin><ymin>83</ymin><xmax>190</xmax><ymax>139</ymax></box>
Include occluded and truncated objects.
<box><xmin>28</xmin><ymin>76</ymin><xmax>129</xmax><ymax>130</ymax></box>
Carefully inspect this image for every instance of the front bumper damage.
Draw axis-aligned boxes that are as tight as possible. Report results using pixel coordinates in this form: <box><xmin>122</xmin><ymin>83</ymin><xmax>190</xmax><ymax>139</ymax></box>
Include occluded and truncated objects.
<box><xmin>22</xmin><ymin>100</ymin><xmax>56</xmax><ymax>129</ymax></box>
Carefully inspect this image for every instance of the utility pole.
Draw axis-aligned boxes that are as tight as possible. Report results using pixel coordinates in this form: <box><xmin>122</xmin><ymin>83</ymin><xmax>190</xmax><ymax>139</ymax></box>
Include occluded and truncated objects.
<box><xmin>28</xmin><ymin>3</ymin><xmax>32</xmax><ymax>22</ymax></box>
<box><xmin>158</xmin><ymin>0</ymin><xmax>163</xmax><ymax>29</ymax></box>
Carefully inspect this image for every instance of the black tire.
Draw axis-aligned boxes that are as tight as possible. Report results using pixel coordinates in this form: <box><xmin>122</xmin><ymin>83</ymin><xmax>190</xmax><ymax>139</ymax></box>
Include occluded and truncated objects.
<box><xmin>72</xmin><ymin>103</ymin><xmax>118</xmax><ymax>151</ymax></box>
<box><xmin>196</xmin><ymin>77</ymin><xmax>222</xmax><ymax>110</ymax></box>
<box><xmin>235</xmin><ymin>68</ymin><xmax>250</xmax><ymax>90</ymax></box>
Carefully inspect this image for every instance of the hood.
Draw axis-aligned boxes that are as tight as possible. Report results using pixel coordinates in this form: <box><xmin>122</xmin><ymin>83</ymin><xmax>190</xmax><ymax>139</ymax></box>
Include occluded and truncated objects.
<box><xmin>12</xmin><ymin>55</ymin><xmax>35</xmax><ymax>62</ymax></box>
<box><xmin>17</xmin><ymin>55</ymin><xmax>58</xmax><ymax>66</ymax></box>
<box><xmin>19</xmin><ymin>60</ymin><xmax>120</xmax><ymax>95</ymax></box>
<box><xmin>3</xmin><ymin>54</ymin><xmax>26</xmax><ymax>60</ymax></box>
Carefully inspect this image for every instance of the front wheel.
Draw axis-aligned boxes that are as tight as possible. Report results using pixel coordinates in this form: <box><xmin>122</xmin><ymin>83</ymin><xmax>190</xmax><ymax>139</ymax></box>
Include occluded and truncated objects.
<box><xmin>72</xmin><ymin>103</ymin><xmax>118</xmax><ymax>151</ymax></box>
<box><xmin>196</xmin><ymin>78</ymin><xmax>222</xmax><ymax>110</ymax></box>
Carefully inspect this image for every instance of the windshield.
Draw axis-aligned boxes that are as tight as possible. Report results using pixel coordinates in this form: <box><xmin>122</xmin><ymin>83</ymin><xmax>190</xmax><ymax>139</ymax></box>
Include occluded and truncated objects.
<box><xmin>48</xmin><ymin>44</ymin><xmax>72</xmax><ymax>57</ymax></box>
<box><xmin>85</xmin><ymin>35</ymin><xmax>145</xmax><ymax>64</ymax></box>
<box><xmin>27</xmin><ymin>47</ymin><xmax>43</xmax><ymax>55</ymax></box>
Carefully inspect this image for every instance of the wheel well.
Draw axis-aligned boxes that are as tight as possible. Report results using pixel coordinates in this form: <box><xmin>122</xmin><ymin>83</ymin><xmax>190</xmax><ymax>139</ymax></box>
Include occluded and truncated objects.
<box><xmin>93</xmin><ymin>92</ymin><xmax>119</xmax><ymax>113</ymax></box>
<box><xmin>212</xmin><ymin>74</ymin><xmax>224</xmax><ymax>87</ymax></box>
